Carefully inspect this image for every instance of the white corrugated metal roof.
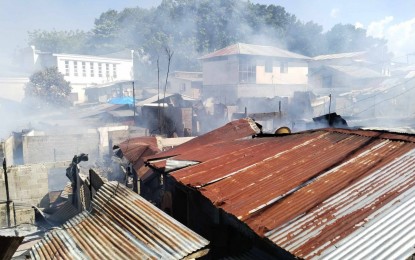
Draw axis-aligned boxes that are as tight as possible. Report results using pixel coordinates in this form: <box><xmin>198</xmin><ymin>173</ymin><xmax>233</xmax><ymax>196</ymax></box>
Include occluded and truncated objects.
<box><xmin>319</xmin><ymin>185</ymin><xmax>415</xmax><ymax>259</ymax></box>
<box><xmin>266</xmin><ymin>148</ymin><xmax>415</xmax><ymax>259</ymax></box>
<box><xmin>313</xmin><ymin>51</ymin><xmax>366</xmax><ymax>61</ymax></box>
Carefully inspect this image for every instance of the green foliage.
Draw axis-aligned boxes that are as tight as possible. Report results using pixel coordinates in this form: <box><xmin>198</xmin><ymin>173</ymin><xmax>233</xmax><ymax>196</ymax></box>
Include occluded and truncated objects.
<box><xmin>24</xmin><ymin>67</ymin><xmax>72</xmax><ymax>110</ymax></box>
<box><xmin>28</xmin><ymin>30</ymin><xmax>90</xmax><ymax>54</ymax></box>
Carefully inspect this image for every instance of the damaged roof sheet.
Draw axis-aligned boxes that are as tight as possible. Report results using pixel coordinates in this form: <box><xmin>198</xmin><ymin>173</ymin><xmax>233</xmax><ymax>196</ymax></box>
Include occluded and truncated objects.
<box><xmin>118</xmin><ymin>136</ymin><xmax>160</xmax><ymax>171</ymax></box>
<box><xmin>30</xmin><ymin>182</ymin><xmax>209</xmax><ymax>260</ymax></box>
<box><xmin>146</xmin><ymin>126</ymin><xmax>415</xmax><ymax>259</ymax></box>
<box><xmin>145</xmin><ymin>118</ymin><xmax>261</xmax><ymax>161</ymax></box>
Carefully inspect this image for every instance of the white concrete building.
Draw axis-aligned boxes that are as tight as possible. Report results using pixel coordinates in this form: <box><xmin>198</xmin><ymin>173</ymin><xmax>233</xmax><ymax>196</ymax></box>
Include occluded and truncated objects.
<box><xmin>25</xmin><ymin>46</ymin><xmax>134</xmax><ymax>103</ymax></box>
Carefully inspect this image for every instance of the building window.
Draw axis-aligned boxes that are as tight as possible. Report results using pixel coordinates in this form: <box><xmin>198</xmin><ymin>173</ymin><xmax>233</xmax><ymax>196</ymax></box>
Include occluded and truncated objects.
<box><xmin>90</xmin><ymin>62</ymin><xmax>95</xmax><ymax>77</ymax></box>
<box><xmin>82</xmin><ymin>62</ymin><xmax>86</xmax><ymax>77</ymax></box>
<box><xmin>112</xmin><ymin>64</ymin><xmax>117</xmax><ymax>78</ymax></box>
<box><xmin>239</xmin><ymin>57</ymin><xmax>256</xmax><ymax>83</ymax></box>
<box><xmin>280</xmin><ymin>62</ymin><xmax>288</xmax><ymax>73</ymax></box>
<box><xmin>106</xmin><ymin>63</ymin><xmax>110</xmax><ymax>78</ymax></box>
<box><xmin>265</xmin><ymin>60</ymin><xmax>273</xmax><ymax>73</ymax></box>
<box><xmin>64</xmin><ymin>61</ymin><xmax>70</xmax><ymax>76</ymax></box>
<box><xmin>74</xmin><ymin>61</ymin><xmax>78</xmax><ymax>76</ymax></box>
<box><xmin>98</xmin><ymin>63</ymin><xmax>102</xmax><ymax>77</ymax></box>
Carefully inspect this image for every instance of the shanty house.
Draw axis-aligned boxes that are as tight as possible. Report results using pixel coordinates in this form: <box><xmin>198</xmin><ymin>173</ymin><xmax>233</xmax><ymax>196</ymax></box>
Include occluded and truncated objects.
<box><xmin>145</xmin><ymin>118</ymin><xmax>415</xmax><ymax>259</ymax></box>
<box><xmin>309</xmin><ymin>65</ymin><xmax>385</xmax><ymax>92</ymax></box>
<box><xmin>200</xmin><ymin>43</ymin><xmax>310</xmax><ymax>104</ymax></box>
<box><xmin>169</xmin><ymin>71</ymin><xmax>203</xmax><ymax>99</ymax></box>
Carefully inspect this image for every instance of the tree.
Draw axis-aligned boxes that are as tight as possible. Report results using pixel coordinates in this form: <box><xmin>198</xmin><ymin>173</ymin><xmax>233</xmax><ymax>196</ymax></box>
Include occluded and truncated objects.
<box><xmin>24</xmin><ymin>67</ymin><xmax>72</xmax><ymax>110</ymax></box>
<box><xmin>28</xmin><ymin>29</ymin><xmax>90</xmax><ymax>54</ymax></box>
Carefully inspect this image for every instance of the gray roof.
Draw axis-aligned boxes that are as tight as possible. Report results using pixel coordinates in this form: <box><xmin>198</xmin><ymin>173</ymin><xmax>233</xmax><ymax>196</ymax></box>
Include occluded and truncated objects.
<box><xmin>327</xmin><ymin>65</ymin><xmax>384</xmax><ymax>79</ymax></box>
<box><xmin>313</xmin><ymin>51</ymin><xmax>366</xmax><ymax>61</ymax></box>
<box><xmin>200</xmin><ymin>43</ymin><xmax>310</xmax><ymax>60</ymax></box>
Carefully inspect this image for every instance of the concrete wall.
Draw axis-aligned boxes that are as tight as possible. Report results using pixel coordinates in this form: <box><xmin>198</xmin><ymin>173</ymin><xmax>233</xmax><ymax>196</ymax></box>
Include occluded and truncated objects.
<box><xmin>238</xmin><ymin>84</ymin><xmax>308</xmax><ymax>98</ymax></box>
<box><xmin>22</xmin><ymin>132</ymin><xmax>99</xmax><ymax>164</ymax></box>
<box><xmin>0</xmin><ymin>164</ymin><xmax>47</xmax><ymax>206</ymax></box>
<box><xmin>97</xmin><ymin>126</ymin><xmax>129</xmax><ymax>156</ymax></box>
<box><xmin>0</xmin><ymin>161</ymin><xmax>70</xmax><ymax>208</ymax></box>
<box><xmin>3</xmin><ymin>133</ymin><xmax>23</xmax><ymax>166</ymax></box>
<box><xmin>0</xmin><ymin>202</ymin><xmax>35</xmax><ymax>227</ymax></box>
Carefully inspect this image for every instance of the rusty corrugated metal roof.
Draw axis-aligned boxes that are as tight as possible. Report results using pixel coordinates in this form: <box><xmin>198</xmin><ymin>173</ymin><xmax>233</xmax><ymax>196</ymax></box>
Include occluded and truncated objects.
<box><xmin>118</xmin><ymin>136</ymin><xmax>160</xmax><ymax>172</ymax></box>
<box><xmin>146</xmin><ymin>126</ymin><xmax>415</xmax><ymax>259</ymax></box>
<box><xmin>200</xmin><ymin>43</ymin><xmax>310</xmax><ymax>60</ymax></box>
<box><xmin>146</xmin><ymin>118</ymin><xmax>261</xmax><ymax>162</ymax></box>
<box><xmin>30</xmin><ymin>182</ymin><xmax>209</xmax><ymax>259</ymax></box>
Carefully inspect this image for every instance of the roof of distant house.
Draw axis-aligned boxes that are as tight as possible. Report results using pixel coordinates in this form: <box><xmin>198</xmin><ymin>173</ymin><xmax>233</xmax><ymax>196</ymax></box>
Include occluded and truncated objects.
<box><xmin>200</xmin><ymin>43</ymin><xmax>310</xmax><ymax>60</ymax></box>
<box><xmin>326</xmin><ymin>65</ymin><xmax>384</xmax><ymax>79</ymax></box>
<box><xmin>146</xmin><ymin>119</ymin><xmax>415</xmax><ymax>259</ymax></box>
<box><xmin>30</xmin><ymin>181</ymin><xmax>209</xmax><ymax>259</ymax></box>
<box><xmin>99</xmin><ymin>49</ymin><xmax>133</xmax><ymax>60</ymax></box>
<box><xmin>313</xmin><ymin>51</ymin><xmax>367</xmax><ymax>61</ymax></box>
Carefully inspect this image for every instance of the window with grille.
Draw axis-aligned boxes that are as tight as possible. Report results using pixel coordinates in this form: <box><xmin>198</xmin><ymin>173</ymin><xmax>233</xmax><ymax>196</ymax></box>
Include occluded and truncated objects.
<box><xmin>112</xmin><ymin>64</ymin><xmax>117</xmax><ymax>78</ymax></box>
<box><xmin>106</xmin><ymin>64</ymin><xmax>110</xmax><ymax>78</ymax></box>
<box><xmin>64</xmin><ymin>61</ymin><xmax>70</xmax><ymax>76</ymax></box>
<box><xmin>74</xmin><ymin>61</ymin><xmax>78</xmax><ymax>76</ymax></box>
<box><xmin>280</xmin><ymin>62</ymin><xmax>288</xmax><ymax>73</ymax></box>
<box><xmin>239</xmin><ymin>57</ymin><xmax>256</xmax><ymax>83</ymax></box>
<box><xmin>265</xmin><ymin>60</ymin><xmax>273</xmax><ymax>73</ymax></box>
<box><xmin>82</xmin><ymin>62</ymin><xmax>86</xmax><ymax>77</ymax></box>
<box><xmin>98</xmin><ymin>63</ymin><xmax>102</xmax><ymax>77</ymax></box>
<box><xmin>90</xmin><ymin>62</ymin><xmax>95</xmax><ymax>77</ymax></box>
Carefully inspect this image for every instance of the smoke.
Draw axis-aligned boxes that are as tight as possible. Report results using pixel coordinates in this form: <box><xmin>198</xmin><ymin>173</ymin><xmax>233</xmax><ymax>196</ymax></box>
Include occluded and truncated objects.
<box><xmin>1</xmin><ymin>0</ymin><xmax>414</xmax><ymax>138</ymax></box>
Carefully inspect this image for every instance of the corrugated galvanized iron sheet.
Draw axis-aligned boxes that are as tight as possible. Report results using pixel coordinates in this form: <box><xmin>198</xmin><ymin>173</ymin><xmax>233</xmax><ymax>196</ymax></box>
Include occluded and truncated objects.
<box><xmin>146</xmin><ymin>118</ymin><xmax>261</xmax><ymax>162</ymax></box>
<box><xmin>119</xmin><ymin>136</ymin><xmax>160</xmax><ymax>172</ymax></box>
<box><xmin>30</xmin><ymin>182</ymin><xmax>209</xmax><ymax>259</ymax></box>
<box><xmin>264</xmin><ymin>146</ymin><xmax>415</xmax><ymax>258</ymax></box>
<box><xmin>313</xmin><ymin>51</ymin><xmax>366</xmax><ymax>61</ymax></box>
<box><xmin>146</xmin><ymin>127</ymin><xmax>415</xmax><ymax>259</ymax></box>
<box><xmin>318</xmin><ymin>184</ymin><xmax>415</xmax><ymax>260</ymax></box>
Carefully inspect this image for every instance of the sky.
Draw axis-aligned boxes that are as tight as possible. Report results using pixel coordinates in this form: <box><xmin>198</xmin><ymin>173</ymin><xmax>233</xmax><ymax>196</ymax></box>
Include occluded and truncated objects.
<box><xmin>0</xmin><ymin>0</ymin><xmax>414</xmax><ymax>61</ymax></box>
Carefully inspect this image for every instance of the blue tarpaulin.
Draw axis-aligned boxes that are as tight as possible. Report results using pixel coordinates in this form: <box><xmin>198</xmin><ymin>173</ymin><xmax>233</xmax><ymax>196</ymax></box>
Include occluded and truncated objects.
<box><xmin>108</xmin><ymin>97</ymin><xmax>134</xmax><ymax>105</ymax></box>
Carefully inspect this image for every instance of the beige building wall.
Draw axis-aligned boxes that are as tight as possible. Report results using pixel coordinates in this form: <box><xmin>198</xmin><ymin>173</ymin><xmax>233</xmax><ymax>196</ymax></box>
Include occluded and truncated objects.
<box><xmin>256</xmin><ymin>61</ymin><xmax>308</xmax><ymax>85</ymax></box>
<box><xmin>203</xmin><ymin>56</ymin><xmax>239</xmax><ymax>85</ymax></box>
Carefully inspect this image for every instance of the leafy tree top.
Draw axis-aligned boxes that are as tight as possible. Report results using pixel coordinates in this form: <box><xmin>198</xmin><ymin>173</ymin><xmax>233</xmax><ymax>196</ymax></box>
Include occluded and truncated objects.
<box><xmin>25</xmin><ymin>67</ymin><xmax>72</xmax><ymax>110</ymax></box>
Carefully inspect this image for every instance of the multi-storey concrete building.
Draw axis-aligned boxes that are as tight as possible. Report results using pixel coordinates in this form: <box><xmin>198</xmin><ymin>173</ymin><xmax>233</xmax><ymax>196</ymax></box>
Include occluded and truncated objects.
<box><xmin>22</xmin><ymin>46</ymin><xmax>134</xmax><ymax>103</ymax></box>
<box><xmin>200</xmin><ymin>43</ymin><xmax>310</xmax><ymax>103</ymax></box>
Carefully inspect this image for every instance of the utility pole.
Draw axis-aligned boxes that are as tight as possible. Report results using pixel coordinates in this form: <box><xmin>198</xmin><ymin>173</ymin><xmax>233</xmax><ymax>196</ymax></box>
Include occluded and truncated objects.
<box><xmin>328</xmin><ymin>94</ymin><xmax>332</xmax><ymax>114</ymax></box>
<box><xmin>132</xmin><ymin>81</ymin><xmax>136</xmax><ymax>125</ymax></box>
<box><xmin>3</xmin><ymin>158</ymin><xmax>11</xmax><ymax>227</ymax></box>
